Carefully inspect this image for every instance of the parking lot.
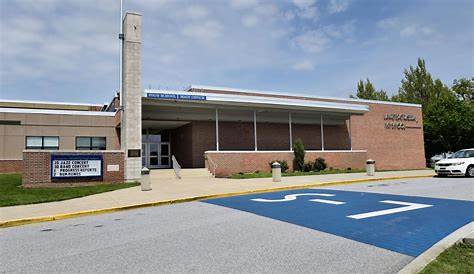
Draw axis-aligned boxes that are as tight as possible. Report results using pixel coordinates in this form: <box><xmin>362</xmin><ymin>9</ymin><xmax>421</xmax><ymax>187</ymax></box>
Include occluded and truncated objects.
<box><xmin>1</xmin><ymin>177</ymin><xmax>473</xmax><ymax>273</ymax></box>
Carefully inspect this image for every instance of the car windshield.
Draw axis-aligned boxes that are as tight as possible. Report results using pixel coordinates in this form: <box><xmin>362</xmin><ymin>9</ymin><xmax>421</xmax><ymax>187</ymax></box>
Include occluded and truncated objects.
<box><xmin>452</xmin><ymin>150</ymin><xmax>474</xmax><ymax>158</ymax></box>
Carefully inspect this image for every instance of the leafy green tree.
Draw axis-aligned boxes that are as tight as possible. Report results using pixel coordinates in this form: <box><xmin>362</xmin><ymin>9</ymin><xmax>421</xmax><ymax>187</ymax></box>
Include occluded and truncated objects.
<box><xmin>351</xmin><ymin>78</ymin><xmax>389</xmax><ymax>101</ymax></box>
<box><xmin>292</xmin><ymin>139</ymin><xmax>305</xmax><ymax>171</ymax></box>
<box><xmin>351</xmin><ymin>57</ymin><xmax>473</xmax><ymax>158</ymax></box>
<box><xmin>395</xmin><ymin>58</ymin><xmax>451</xmax><ymax>105</ymax></box>
<box><xmin>423</xmin><ymin>92</ymin><xmax>474</xmax><ymax>155</ymax></box>
<box><xmin>452</xmin><ymin>78</ymin><xmax>473</xmax><ymax>101</ymax></box>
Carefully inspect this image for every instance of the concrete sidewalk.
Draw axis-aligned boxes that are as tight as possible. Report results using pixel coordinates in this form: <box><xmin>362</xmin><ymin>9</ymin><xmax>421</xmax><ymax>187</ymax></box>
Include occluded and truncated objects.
<box><xmin>0</xmin><ymin>170</ymin><xmax>434</xmax><ymax>226</ymax></box>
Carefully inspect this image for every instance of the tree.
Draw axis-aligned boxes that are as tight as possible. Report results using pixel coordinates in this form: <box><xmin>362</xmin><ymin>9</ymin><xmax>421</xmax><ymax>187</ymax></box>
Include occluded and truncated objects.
<box><xmin>351</xmin><ymin>78</ymin><xmax>390</xmax><ymax>101</ymax></box>
<box><xmin>396</xmin><ymin>58</ymin><xmax>433</xmax><ymax>105</ymax></box>
<box><xmin>452</xmin><ymin>78</ymin><xmax>473</xmax><ymax>101</ymax></box>
<box><xmin>350</xmin><ymin>57</ymin><xmax>473</xmax><ymax>158</ymax></box>
<box><xmin>423</xmin><ymin>92</ymin><xmax>474</xmax><ymax>156</ymax></box>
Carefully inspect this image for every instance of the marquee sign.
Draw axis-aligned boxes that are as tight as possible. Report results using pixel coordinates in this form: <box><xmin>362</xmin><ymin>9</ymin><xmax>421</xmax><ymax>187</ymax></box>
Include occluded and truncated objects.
<box><xmin>51</xmin><ymin>154</ymin><xmax>103</xmax><ymax>180</ymax></box>
<box><xmin>384</xmin><ymin>113</ymin><xmax>418</xmax><ymax>130</ymax></box>
<box><xmin>147</xmin><ymin>93</ymin><xmax>207</xmax><ymax>101</ymax></box>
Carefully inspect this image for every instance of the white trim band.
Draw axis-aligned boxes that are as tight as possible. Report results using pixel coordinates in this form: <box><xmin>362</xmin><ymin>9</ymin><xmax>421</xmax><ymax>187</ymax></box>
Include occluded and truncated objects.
<box><xmin>205</xmin><ymin>150</ymin><xmax>367</xmax><ymax>153</ymax></box>
<box><xmin>0</xmin><ymin>108</ymin><xmax>117</xmax><ymax>117</ymax></box>
<box><xmin>189</xmin><ymin>84</ymin><xmax>422</xmax><ymax>108</ymax></box>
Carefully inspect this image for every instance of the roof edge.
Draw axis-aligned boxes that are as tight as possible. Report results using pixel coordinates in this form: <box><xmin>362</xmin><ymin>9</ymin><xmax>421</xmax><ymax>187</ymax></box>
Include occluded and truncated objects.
<box><xmin>188</xmin><ymin>85</ymin><xmax>422</xmax><ymax>108</ymax></box>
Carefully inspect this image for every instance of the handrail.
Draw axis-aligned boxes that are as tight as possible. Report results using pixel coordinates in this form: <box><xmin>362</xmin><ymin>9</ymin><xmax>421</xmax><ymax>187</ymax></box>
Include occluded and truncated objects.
<box><xmin>207</xmin><ymin>156</ymin><xmax>218</xmax><ymax>177</ymax></box>
<box><xmin>171</xmin><ymin>155</ymin><xmax>181</xmax><ymax>179</ymax></box>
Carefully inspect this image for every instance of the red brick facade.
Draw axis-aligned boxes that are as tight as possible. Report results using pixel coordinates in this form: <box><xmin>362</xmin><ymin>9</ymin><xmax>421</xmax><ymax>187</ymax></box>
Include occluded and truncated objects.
<box><xmin>192</xmin><ymin>87</ymin><xmax>426</xmax><ymax>171</ymax></box>
<box><xmin>22</xmin><ymin>151</ymin><xmax>125</xmax><ymax>187</ymax></box>
<box><xmin>0</xmin><ymin>160</ymin><xmax>23</xmax><ymax>173</ymax></box>
<box><xmin>205</xmin><ymin>151</ymin><xmax>367</xmax><ymax>177</ymax></box>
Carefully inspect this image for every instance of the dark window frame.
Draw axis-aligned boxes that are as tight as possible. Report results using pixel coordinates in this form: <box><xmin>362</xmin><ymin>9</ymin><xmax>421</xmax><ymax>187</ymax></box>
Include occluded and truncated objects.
<box><xmin>75</xmin><ymin>136</ymin><xmax>107</xmax><ymax>150</ymax></box>
<box><xmin>25</xmin><ymin>136</ymin><xmax>59</xmax><ymax>150</ymax></box>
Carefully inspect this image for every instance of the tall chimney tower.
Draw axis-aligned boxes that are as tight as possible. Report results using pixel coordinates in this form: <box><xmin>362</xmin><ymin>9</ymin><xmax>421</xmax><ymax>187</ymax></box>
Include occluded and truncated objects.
<box><xmin>121</xmin><ymin>12</ymin><xmax>142</xmax><ymax>181</ymax></box>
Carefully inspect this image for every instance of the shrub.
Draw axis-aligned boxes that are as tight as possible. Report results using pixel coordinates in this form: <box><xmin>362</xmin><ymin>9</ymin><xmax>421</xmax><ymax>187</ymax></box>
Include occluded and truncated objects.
<box><xmin>293</xmin><ymin>139</ymin><xmax>305</xmax><ymax>171</ymax></box>
<box><xmin>303</xmin><ymin>162</ymin><xmax>313</xmax><ymax>172</ymax></box>
<box><xmin>313</xmin><ymin>157</ymin><xmax>327</xmax><ymax>171</ymax></box>
<box><xmin>268</xmin><ymin>160</ymin><xmax>289</xmax><ymax>173</ymax></box>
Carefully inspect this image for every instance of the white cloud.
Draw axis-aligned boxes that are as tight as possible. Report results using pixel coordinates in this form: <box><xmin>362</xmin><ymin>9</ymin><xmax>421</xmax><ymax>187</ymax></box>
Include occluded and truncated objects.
<box><xmin>292</xmin><ymin>60</ymin><xmax>314</xmax><ymax>71</ymax></box>
<box><xmin>242</xmin><ymin>15</ymin><xmax>258</xmax><ymax>27</ymax></box>
<box><xmin>186</xmin><ymin>5</ymin><xmax>209</xmax><ymax>20</ymax></box>
<box><xmin>376</xmin><ymin>17</ymin><xmax>399</xmax><ymax>29</ymax></box>
<box><xmin>291</xmin><ymin>0</ymin><xmax>319</xmax><ymax>20</ymax></box>
<box><xmin>292</xmin><ymin>21</ymin><xmax>355</xmax><ymax>53</ymax></box>
<box><xmin>292</xmin><ymin>30</ymin><xmax>330</xmax><ymax>53</ymax></box>
<box><xmin>230</xmin><ymin>0</ymin><xmax>259</xmax><ymax>9</ymax></box>
<box><xmin>400</xmin><ymin>25</ymin><xmax>417</xmax><ymax>37</ymax></box>
<box><xmin>292</xmin><ymin>0</ymin><xmax>317</xmax><ymax>9</ymax></box>
<box><xmin>327</xmin><ymin>0</ymin><xmax>350</xmax><ymax>14</ymax></box>
<box><xmin>181</xmin><ymin>20</ymin><xmax>223</xmax><ymax>41</ymax></box>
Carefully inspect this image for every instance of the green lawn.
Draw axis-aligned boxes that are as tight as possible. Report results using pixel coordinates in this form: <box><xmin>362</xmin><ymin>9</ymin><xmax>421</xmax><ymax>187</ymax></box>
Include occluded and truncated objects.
<box><xmin>419</xmin><ymin>243</ymin><xmax>474</xmax><ymax>274</ymax></box>
<box><xmin>0</xmin><ymin>173</ymin><xmax>139</xmax><ymax>207</ymax></box>
<box><xmin>230</xmin><ymin>168</ymin><xmax>365</xmax><ymax>179</ymax></box>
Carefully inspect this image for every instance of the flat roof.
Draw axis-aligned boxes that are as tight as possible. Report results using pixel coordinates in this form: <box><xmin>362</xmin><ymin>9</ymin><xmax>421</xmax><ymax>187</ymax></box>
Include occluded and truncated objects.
<box><xmin>0</xmin><ymin>107</ymin><xmax>116</xmax><ymax>117</ymax></box>
<box><xmin>143</xmin><ymin>89</ymin><xmax>369</xmax><ymax>114</ymax></box>
<box><xmin>188</xmin><ymin>85</ymin><xmax>422</xmax><ymax>108</ymax></box>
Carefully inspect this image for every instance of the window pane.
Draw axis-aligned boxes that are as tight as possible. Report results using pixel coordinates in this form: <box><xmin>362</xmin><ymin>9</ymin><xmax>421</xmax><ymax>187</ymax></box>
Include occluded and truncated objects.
<box><xmin>76</xmin><ymin>137</ymin><xmax>91</xmax><ymax>148</ymax></box>
<box><xmin>43</xmin><ymin>137</ymin><xmax>59</xmax><ymax>147</ymax></box>
<box><xmin>161</xmin><ymin>157</ymin><xmax>169</xmax><ymax>166</ymax></box>
<box><xmin>92</xmin><ymin>137</ymin><xmax>106</xmax><ymax>149</ymax></box>
<box><xmin>161</xmin><ymin>144</ymin><xmax>169</xmax><ymax>155</ymax></box>
<box><xmin>148</xmin><ymin>134</ymin><xmax>161</xmax><ymax>142</ymax></box>
<box><xmin>26</xmin><ymin>136</ymin><xmax>43</xmax><ymax>148</ymax></box>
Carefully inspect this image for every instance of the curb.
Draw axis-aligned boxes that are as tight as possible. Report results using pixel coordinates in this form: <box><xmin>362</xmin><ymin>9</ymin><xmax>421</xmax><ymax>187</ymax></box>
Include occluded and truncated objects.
<box><xmin>397</xmin><ymin>222</ymin><xmax>473</xmax><ymax>274</ymax></box>
<box><xmin>0</xmin><ymin>174</ymin><xmax>433</xmax><ymax>229</ymax></box>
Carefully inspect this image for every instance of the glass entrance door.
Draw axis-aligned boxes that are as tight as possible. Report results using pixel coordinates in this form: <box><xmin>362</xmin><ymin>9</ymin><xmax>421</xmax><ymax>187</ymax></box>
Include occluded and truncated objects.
<box><xmin>148</xmin><ymin>143</ymin><xmax>160</xmax><ymax>168</ymax></box>
<box><xmin>142</xmin><ymin>142</ymin><xmax>171</xmax><ymax>169</ymax></box>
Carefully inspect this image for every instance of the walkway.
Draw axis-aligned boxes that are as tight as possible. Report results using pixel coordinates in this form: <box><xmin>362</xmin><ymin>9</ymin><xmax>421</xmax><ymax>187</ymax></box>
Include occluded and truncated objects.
<box><xmin>0</xmin><ymin>170</ymin><xmax>434</xmax><ymax>224</ymax></box>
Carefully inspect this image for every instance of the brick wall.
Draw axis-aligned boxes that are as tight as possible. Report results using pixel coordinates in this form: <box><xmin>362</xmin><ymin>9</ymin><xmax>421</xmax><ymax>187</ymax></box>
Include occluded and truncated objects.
<box><xmin>205</xmin><ymin>150</ymin><xmax>367</xmax><ymax>177</ymax></box>
<box><xmin>350</xmin><ymin>104</ymin><xmax>425</xmax><ymax>170</ymax></box>
<box><xmin>186</xmin><ymin>121</ymin><xmax>351</xmax><ymax>168</ymax></box>
<box><xmin>0</xmin><ymin>160</ymin><xmax>23</xmax><ymax>173</ymax></box>
<box><xmin>193</xmin><ymin>87</ymin><xmax>425</xmax><ymax>170</ymax></box>
<box><xmin>22</xmin><ymin>150</ymin><xmax>125</xmax><ymax>187</ymax></box>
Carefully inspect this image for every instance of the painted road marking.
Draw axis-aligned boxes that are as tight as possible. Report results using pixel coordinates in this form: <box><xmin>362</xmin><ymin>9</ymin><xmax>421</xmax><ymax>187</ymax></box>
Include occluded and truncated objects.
<box><xmin>203</xmin><ymin>189</ymin><xmax>474</xmax><ymax>256</ymax></box>
<box><xmin>252</xmin><ymin>193</ymin><xmax>345</xmax><ymax>205</ymax></box>
<box><xmin>347</xmin><ymin>200</ymin><xmax>433</xmax><ymax>219</ymax></box>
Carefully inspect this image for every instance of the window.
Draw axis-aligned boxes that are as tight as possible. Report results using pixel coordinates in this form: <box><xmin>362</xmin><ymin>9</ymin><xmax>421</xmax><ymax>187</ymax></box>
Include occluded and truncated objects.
<box><xmin>76</xmin><ymin>137</ymin><xmax>106</xmax><ymax>150</ymax></box>
<box><xmin>26</xmin><ymin>136</ymin><xmax>59</xmax><ymax>150</ymax></box>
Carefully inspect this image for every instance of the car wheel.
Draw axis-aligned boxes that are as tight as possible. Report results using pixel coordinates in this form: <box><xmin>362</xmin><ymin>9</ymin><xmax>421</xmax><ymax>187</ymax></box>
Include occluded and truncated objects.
<box><xmin>437</xmin><ymin>174</ymin><xmax>448</xmax><ymax>177</ymax></box>
<box><xmin>466</xmin><ymin>166</ymin><xmax>474</xmax><ymax>177</ymax></box>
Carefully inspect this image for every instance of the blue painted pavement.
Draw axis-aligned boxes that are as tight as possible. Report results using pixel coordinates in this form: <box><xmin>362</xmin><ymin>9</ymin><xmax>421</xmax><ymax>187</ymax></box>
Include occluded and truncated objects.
<box><xmin>203</xmin><ymin>189</ymin><xmax>474</xmax><ymax>256</ymax></box>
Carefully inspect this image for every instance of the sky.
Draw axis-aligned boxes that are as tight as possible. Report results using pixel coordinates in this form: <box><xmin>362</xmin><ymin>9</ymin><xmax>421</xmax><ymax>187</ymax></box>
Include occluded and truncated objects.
<box><xmin>1</xmin><ymin>0</ymin><xmax>473</xmax><ymax>104</ymax></box>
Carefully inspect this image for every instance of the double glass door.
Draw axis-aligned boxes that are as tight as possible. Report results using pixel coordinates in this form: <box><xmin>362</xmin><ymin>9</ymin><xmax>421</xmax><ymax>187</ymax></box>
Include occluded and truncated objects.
<box><xmin>142</xmin><ymin>142</ymin><xmax>170</xmax><ymax>168</ymax></box>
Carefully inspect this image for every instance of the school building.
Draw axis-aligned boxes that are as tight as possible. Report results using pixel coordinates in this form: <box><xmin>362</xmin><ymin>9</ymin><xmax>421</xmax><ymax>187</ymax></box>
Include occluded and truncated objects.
<box><xmin>0</xmin><ymin>12</ymin><xmax>425</xmax><ymax>186</ymax></box>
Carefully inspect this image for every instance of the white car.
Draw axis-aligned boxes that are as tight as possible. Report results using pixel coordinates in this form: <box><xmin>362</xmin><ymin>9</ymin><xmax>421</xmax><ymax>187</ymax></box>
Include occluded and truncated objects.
<box><xmin>435</xmin><ymin>148</ymin><xmax>474</xmax><ymax>177</ymax></box>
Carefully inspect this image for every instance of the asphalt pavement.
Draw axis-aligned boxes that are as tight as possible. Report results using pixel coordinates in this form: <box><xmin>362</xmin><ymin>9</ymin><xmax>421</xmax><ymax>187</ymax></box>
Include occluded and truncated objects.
<box><xmin>1</xmin><ymin>177</ymin><xmax>472</xmax><ymax>274</ymax></box>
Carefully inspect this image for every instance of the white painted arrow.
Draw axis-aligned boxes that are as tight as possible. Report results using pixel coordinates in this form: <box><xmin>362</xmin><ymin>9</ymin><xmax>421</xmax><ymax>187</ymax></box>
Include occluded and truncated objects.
<box><xmin>251</xmin><ymin>193</ymin><xmax>345</xmax><ymax>205</ymax></box>
<box><xmin>347</xmin><ymin>200</ymin><xmax>433</xmax><ymax>219</ymax></box>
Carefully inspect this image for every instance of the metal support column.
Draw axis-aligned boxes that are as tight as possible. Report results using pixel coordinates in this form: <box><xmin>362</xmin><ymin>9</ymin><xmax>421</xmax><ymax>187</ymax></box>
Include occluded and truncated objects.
<box><xmin>215</xmin><ymin>108</ymin><xmax>219</xmax><ymax>151</ymax></box>
<box><xmin>348</xmin><ymin>115</ymin><xmax>352</xmax><ymax>151</ymax></box>
<box><xmin>289</xmin><ymin>112</ymin><xmax>293</xmax><ymax>151</ymax></box>
<box><xmin>320</xmin><ymin>114</ymin><xmax>325</xmax><ymax>151</ymax></box>
<box><xmin>254</xmin><ymin>110</ymin><xmax>257</xmax><ymax>151</ymax></box>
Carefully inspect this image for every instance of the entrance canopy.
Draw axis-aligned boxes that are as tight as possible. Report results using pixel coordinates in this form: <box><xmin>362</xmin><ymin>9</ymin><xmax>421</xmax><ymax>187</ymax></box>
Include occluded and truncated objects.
<box><xmin>143</xmin><ymin>89</ymin><xmax>369</xmax><ymax>114</ymax></box>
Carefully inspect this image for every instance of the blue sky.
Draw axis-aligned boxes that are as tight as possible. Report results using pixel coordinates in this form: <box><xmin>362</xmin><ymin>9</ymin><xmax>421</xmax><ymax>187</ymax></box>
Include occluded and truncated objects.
<box><xmin>1</xmin><ymin>0</ymin><xmax>472</xmax><ymax>104</ymax></box>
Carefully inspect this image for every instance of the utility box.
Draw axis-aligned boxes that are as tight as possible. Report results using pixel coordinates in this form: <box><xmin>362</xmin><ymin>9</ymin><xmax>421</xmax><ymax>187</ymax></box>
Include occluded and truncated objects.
<box><xmin>366</xmin><ymin>159</ymin><xmax>375</xmax><ymax>176</ymax></box>
<box><xmin>141</xmin><ymin>167</ymin><xmax>151</xmax><ymax>191</ymax></box>
<box><xmin>272</xmin><ymin>162</ymin><xmax>281</xmax><ymax>182</ymax></box>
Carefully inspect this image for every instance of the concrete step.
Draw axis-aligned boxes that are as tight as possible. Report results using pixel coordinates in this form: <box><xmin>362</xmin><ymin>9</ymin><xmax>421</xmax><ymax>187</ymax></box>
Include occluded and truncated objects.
<box><xmin>150</xmin><ymin>168</ymin><xmax>212</xmax><ymax>179</ymax></box>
